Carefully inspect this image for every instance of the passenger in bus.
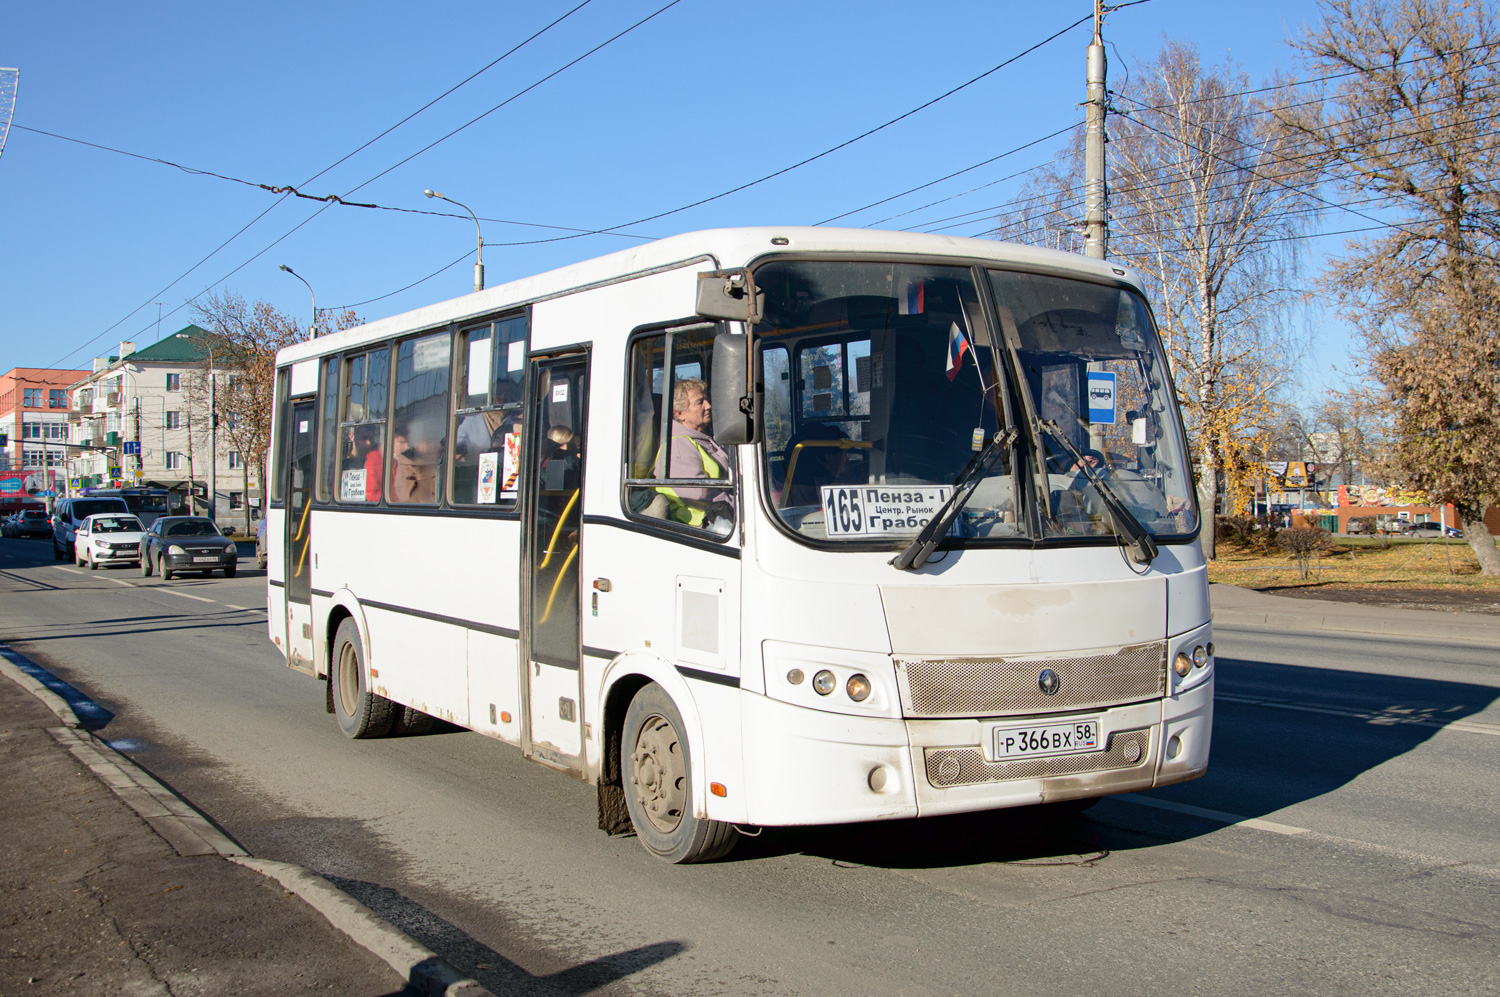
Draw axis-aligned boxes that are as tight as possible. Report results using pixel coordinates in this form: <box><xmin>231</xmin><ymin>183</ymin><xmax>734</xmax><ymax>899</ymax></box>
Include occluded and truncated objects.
<box><xmin>390</xmin><ymin>406</ymin><xmax>444</xmax><ymax>504</ymax></box>
<box><xmin>655</xmin><ymin>378</ymin><xmax>733</xmax><ymax>530</ymax></box>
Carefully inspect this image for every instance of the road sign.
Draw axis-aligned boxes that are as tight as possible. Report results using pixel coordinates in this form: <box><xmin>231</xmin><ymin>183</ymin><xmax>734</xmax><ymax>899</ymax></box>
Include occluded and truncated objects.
<box><xmin>132</xmin><ymin>469</ymin><xmax>143</xmax><ymax>481</ymax></box>
<box><xmin>123</xmin><ymin>440</ymin><xmax>141</xmax><ymax>455</ymax></box>
<box><xmin>108</xmin><ymin>466</ymin><xmax>122</xmax><ymax>477</ymax></box>
<box><xmin>39</xmin><ymin>490</ymin><xmax>55</xmax><ymax>497</ymax></box>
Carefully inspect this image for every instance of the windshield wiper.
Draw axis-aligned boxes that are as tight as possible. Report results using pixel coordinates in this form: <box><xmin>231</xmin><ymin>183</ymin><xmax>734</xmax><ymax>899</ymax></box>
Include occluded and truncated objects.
<box><xmin>891</xmin><ymin>429</ymin><xmax>1015</xmax><ymax>571</ymax></box>
<box><xmin>1037</xmin><ymin>420</ymin><xmax>1158</xmax><ymax>565</ymax></box>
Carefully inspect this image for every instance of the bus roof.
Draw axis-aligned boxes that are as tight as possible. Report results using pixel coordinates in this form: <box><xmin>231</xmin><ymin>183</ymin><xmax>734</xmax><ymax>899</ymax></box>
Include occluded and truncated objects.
<box><xmin>276</xmin><ymin>227</ymin><xmax>1142</xmax><ymax>366</ymax></box>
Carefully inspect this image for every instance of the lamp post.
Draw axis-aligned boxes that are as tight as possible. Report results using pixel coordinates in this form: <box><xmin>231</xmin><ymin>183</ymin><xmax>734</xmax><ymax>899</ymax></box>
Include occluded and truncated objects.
<box><xmin>279</xmin><ymin>264</ymin><xmax>318</xmax><ymax>337</ymax></box>
<box><xmin>424</xmin><ymin>189</ymin><xmax>484</xmax><ymax>291</ymax></box>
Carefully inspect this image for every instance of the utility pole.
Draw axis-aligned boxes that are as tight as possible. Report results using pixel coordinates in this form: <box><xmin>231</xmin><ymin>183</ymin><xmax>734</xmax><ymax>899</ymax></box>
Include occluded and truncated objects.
<box><xmin>208</xmin><ymin>351</ymin><xmax>218</xmax><ymax>528</ymax></box>
<box><xmin>1083</xmin><ymin>0</ymin><xmax>1109</xmax><ymax>260</ymax></box>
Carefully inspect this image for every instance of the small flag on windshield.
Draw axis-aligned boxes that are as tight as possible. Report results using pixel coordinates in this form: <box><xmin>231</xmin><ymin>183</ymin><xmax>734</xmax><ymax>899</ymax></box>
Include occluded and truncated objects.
<box><xmin>899</xmin><ymin>282</ymin><xmax>924</xmax><ymax>315</ymax></box>
<box><xmin>946</xmin><ymin>321</ymin><xmax>970</xmax><ymax>382</ymax></box>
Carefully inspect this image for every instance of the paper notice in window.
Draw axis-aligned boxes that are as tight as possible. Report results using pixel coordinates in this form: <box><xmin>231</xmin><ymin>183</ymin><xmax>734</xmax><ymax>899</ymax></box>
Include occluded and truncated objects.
<box><xmin>477</xmin><ymin>451</ymin><xmax>499</xmax><ymax>504</ymax></box>
<box><xmin>508</xmin><ymin>339</ymin><xmax>525</xmax><ymax>372</ymax></box>
<box><xmin>501</xmin><ymin>433</ymin><xmax>520</xmax><ymax>498</ymax></box>
<box><xmin>341</xmin><ymin>468</ymin><xmax>366</xmax><ymax>502</ymax></box>
<box><xmin>468</xmin><ymin>337</ymin><xmax>492</xmax><ymax>397</ymax></box>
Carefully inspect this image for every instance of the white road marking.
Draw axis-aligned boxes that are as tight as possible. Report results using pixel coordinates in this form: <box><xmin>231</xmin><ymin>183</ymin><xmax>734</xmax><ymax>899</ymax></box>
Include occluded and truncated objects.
<box><xmin>1115</xmin><ymin>794</ymin><xmax>1311</xmax><ymax>835</ymax></box>
<box><xmin>1217</xmin><ymin>692</ymin><xmax>1500</xmax><ymax>738</ymax></box>
<box><xmin>57</xmin><ymin>567</ymin><xmax>86</xmax><ymax>575</ymax></box>
<box><xmin>156</xmin><ymin>589</ymin><xmax>215</xmax><ymax>604</ymax></box>
<box><xmin>223</xmin><ymin>604</ymin><xmax>256</xmax><ymax>611</ymax></box>
<box><xmin>108</xmin><ymin>578</ymin><xmax>133</xmax><ymax>587</ymax></box>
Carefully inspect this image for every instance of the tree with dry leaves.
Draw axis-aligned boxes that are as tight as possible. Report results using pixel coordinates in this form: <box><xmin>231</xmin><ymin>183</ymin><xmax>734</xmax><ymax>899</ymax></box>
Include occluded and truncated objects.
<box><xmin>192</xmin><ymin>292</ymin><xmax>361</xmax><ymax>533</ymax></box>
<box><xmin>1278</xmin><ymin>0</ymin><xmax>1500</xmax><ymax>575</ymax></box>
<box><xmin>997</xmin><ymin>41</ymin><xmax>1318</xmax><ymax>558</ymax></box>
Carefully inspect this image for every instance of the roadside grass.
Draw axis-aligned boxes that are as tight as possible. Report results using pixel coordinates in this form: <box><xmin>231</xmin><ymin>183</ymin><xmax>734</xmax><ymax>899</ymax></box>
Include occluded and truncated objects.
<box><xmin>1207</xmin><ymin>536</ymin><xmax>1500</xmax><ymax>591</ymax></box>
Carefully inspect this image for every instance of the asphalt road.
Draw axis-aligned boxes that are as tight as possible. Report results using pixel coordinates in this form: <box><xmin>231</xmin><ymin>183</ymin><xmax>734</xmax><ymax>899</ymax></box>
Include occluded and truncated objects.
<box><xmin>2</xmin><ymin>534</ymin><xmax>1498</xmax><ymax>996</ymax></box>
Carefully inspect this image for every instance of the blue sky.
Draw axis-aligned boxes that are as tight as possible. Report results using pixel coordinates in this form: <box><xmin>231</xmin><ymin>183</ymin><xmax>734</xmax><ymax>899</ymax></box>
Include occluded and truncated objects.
<box><xmin>2</xmin><ymin>0</ymin><xmax>1352</xmax><ymax>384</ymax></box>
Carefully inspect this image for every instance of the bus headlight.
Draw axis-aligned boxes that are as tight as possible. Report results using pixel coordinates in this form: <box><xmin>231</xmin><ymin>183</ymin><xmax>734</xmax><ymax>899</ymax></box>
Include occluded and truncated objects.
<box><xmin>1193</xmin><ymin>645</ymin><xmax>1208</xmax><ymax>668</ymax></box>
<box><xmin>846</xmin><ymin>674</ymin><xmax>871</xmax><ymax>702</ymax></box>
<box><xmin>812</xmin><ymin>670</ymin><xmax>837</xmax><ymax>696</ymax></box>
<box><xmin>1173</xmin><ymin>652</ymin><xmax>1192</xmax><ymax>678</ymax></box>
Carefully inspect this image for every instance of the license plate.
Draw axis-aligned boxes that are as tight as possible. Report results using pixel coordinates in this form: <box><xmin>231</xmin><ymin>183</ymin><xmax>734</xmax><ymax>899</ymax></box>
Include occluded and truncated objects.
<box><xmin>992</xmin><ymin>719</ymin><xmax>1101</xmax><ymax>759</ymax></box>
<box><xmin>192</xmin><ymin>556</ymin><xmax>218</xmax><ymax>563</ymax></box>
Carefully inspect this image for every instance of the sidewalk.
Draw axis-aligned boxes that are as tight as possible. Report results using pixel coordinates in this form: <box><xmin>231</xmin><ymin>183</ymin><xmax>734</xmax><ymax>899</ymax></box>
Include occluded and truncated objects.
<box><xmin>1211</xmin><ymin>582</ymin><xmax>1500</xmax><ymax>643</ymax></box>
<box><xmin>0</xmin><ymin>650</ymin><xmax>492</xmax><ymax>997</ymax></box>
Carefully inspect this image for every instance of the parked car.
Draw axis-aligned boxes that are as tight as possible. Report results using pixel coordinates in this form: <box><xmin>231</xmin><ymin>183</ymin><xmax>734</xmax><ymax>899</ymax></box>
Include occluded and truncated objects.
<box><xmin>140</xmin><ymin>516</ymin><xmax>239</xmax><ymax>580</ymax></box>
<box><xmin>1346</xmin><ymin>517</ymin><xmax>1375</xmax><ymax>535</ymax></box>
<box><xmin>74</xmin><ymin>513</ymin><xmax>146</xmax><ymax>569</ymax></box>
<box><xmin>0</xmin><ymin>513</ymin><xmax>19</xmax><ymax>537</ymax></box>
<box><xmin>1410</xmin><ymin>521</ymin><xmax>1463</xmax><ymax>538</ymax></box>
<box><xmin>18</xmin><ymin>508</ymin><xmax>53</xmax><ymax>539</ymax></box>
<box><xmin>52</xmin><ymin>496</ymin><xmax>131</xmax><ymax>562</ymax></box>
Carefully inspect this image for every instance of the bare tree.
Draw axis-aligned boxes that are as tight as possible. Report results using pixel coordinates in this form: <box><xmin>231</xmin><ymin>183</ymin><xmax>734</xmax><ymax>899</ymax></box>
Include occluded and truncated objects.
<box><xmin>996</xmin><ymin>41</ymin><xmax>1318</xmax><ymax>558</ymax></box>
<box><xmin>193</xmin><ymin>291</ymin><xmax>361</xmax><ymax>532</ymax></box>
<box><xmin>1278</xmin><ymin>0</ymin><xmax>1500</xmax><ymax>575</ymax></box>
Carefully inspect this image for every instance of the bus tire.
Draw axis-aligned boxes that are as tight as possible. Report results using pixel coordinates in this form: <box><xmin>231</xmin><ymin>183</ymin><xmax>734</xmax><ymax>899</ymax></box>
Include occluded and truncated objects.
<box><xmin>392</xmin><ymin>705</ymin><xmax>437</xmax><ymax>736</ymax></box>
<box><xmin>621</xmin><ymin>683</ymin><xmax>736</xmax><ymax>864</ymax></box>
<box><xmin>331</xmin><ymin>618</ymin><xmax>395</xmax><ymax>739</ymax></box>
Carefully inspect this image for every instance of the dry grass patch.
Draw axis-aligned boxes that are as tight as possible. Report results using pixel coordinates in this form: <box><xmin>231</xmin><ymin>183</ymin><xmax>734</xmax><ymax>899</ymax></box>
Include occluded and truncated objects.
<box><xmin>1207</xmin><ymin>536</ymin><xmax>1500</xmax><ymax>593</ymax></box>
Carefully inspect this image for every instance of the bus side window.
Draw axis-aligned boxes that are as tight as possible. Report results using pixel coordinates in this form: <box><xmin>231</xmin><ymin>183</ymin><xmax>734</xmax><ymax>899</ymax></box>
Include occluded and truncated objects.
<box><xmin>389</xmin><ymin>332</ymin><xmax>451</xmax><ymax>506</ymax></box>
<box><xmin>315</xmin><ymin>356</ymin><xmax>340</xmax><ymax>503</ymax></box>
<box><xmin>337</xmin><ymin>349</ymin><xmax>389</xmax><ymax>504</ymax></box>
<box><xmin>452</xmin><ymin>313</ymin><xmax>526</xmax><ymax>506</ymax></box>
<box><xmin>622</xmin><ymin>325</ymin><xmax>733</xmax><ymax>537</ymax></box>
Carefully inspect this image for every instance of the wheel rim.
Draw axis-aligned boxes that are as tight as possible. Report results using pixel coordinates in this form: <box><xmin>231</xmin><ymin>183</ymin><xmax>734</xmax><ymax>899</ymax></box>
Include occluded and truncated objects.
<box><xmin>336</xmin><ymin>639</ymin><xmax>361</xmax><ymax>717</ymax></box>
<box><xmin>630</xmin><ymin>713</ymin><xmax>686</xmax><ymax>834</ymax></box>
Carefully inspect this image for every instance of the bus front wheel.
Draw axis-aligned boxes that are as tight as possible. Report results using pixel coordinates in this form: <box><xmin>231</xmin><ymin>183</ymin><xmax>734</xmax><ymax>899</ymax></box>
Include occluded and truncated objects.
<box><xmin>621</xmin><ymin>683</ymin><xmax>736</xmax><ymax>864</ymax></box>
<box><xmin>331</xmin><ymin>619</ymin><xmax>394</xmax><ymax>739</ymax></box>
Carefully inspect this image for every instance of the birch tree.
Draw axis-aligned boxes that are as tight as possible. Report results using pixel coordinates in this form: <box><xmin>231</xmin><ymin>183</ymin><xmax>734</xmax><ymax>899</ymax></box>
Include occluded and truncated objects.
<box><xmin>193</xmin><ymin>292</ymin><xmax>361</xmax><ymax>530</ymax></box>
<box><xmin>998</xmin><ymin>41</ymin><xmax>1317</xmax><ymax>558</ymax></box>
<box><xmin>1277</xmin><ymin>0</ymin><xmax>1500</xmax><ymax>575</ymax></box>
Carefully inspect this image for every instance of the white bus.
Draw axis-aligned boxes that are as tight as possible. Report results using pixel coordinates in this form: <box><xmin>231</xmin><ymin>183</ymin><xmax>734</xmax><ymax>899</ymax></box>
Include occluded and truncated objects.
<box><xmin>266</xmin><ymin>227</ymin><xmax>1213</xmax><ymax>863</ymax></box>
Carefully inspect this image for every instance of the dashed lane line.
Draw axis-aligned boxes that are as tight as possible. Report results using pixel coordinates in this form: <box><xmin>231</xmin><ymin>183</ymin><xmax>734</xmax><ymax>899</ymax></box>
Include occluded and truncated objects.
<box><xmin>155</xmin><ymin>589</ymin><xmax>215</xmax><ymax>604</ymax></box>
<box><xmin>108</xmin><ymin>578</ymin><xmax>133</xmax><ymax>587</ymax></box>
<box><xmin>1217</xmin><ymin>692</ymin><xmax>1500</xmax><ymax>738</ymax></box>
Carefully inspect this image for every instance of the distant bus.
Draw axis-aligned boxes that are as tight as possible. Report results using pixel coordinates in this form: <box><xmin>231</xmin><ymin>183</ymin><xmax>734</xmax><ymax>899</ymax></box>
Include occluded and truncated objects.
<box><xmin>82</xmin><ymin>487</ymin><xmax>171</xmax><ymax>527</ymax></box>
<box><xmin>266</xmin><ymin>227</ymin><xmax>1213</xmax><ymax>863</ymax></box>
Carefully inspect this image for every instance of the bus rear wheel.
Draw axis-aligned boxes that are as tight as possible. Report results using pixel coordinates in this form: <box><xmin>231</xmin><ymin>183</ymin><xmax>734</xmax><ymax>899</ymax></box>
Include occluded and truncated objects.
<box><xmin>331</xmin><ymin>618</ymin><xmax>394</xmax><ymax>739</ymax></box>
<box><xmin>621</xmin><ymin>683</ymin><xmax>735</xmax><ymax>864</ymax></box>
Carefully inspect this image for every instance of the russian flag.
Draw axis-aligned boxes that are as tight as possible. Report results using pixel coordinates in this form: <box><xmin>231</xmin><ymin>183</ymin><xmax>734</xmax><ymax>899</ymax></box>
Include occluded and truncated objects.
<box><xmin>946</xmin><ymin>321</ymin><xmax>970</xmax><ymax>382</ymax></box>
<box><xmin>899</xmin><ymin>282</ymin><xmax>924</xmax><ymax>315</ymax></box>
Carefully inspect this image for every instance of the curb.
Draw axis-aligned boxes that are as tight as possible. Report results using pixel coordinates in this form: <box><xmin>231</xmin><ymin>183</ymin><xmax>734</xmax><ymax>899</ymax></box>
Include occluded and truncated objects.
<box><xmin>0</xmin><ymin>644</ymin><xmax>494</xmax><ymax>997</ymax></box>
<box><xmin>1212</xmin><ymin>602</ymin><xmax>1500</xmax><ymax>641</ymax></box>
<box><xmin>1214</xmin><ymin>608</ymin><xmax>1500</xmax><ymax>643</ymax></box>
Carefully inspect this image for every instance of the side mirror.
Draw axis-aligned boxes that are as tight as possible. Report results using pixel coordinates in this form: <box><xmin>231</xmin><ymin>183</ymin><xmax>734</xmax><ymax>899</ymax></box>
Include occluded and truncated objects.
<box><xmin>696</xmin><ymin>269</ymin><xmax>763</xmax><ymax>323</ymax></box>
<box><xmin>711</xmin><ymin>329</ymin><xmax>758</xmax><ymax>447</ymax></box>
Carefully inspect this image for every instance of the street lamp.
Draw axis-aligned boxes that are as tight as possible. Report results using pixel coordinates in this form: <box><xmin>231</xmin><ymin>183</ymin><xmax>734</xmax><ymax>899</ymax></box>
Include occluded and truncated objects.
<box><xmin>278</xmin><ymin>264</ymin><xmax>318</xmax><ymax>336</ymax></box>
<box><xmin>424</xmin><ymin>189</ymin><xmax>484</xmax><ymax>292</ymax></box>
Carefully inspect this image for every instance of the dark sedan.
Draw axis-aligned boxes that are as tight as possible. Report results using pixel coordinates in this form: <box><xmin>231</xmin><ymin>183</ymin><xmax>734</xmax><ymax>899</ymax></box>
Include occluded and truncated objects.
<box><xmin>140</xmin><ymin>516</ymin><xmax>239</xmax><ymax>580</ymax></box>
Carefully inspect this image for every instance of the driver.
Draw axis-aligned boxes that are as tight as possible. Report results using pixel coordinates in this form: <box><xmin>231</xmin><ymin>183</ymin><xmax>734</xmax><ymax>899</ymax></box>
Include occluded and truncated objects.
<box><xmin>656</xmin><ymin>379</ymin><xmax>733</xmax><ymax>529</ymax></box>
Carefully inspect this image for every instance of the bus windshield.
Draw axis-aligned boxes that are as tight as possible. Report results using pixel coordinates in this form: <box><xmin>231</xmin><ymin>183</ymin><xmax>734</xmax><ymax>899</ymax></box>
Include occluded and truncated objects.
<box><xmin>756</xmin><ymin>261</ymin><xmax>1017</xmax><ymax>543</ymax></box>
<box><xmin>754</xmin><ymin>260</ymin><xmax>1196</xmax><ymax>544</ymax></box>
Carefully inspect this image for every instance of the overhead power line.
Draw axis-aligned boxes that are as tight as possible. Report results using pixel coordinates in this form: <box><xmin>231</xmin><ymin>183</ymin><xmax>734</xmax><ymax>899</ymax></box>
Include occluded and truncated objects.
<box><xmin>47</xmin><ymin>1</ymin><xmax>653</xmax><ymax>368</ymax></box>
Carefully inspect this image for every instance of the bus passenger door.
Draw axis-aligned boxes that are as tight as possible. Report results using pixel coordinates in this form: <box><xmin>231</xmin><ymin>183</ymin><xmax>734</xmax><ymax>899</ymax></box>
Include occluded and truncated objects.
<box><xmin>520</xmin><ymin>351</ymin><xmax>588</xmax><ymax>775</ymax></box>
<box><xmin>284</xmin><ymin>399</ymin><xmax>316</xmax><ymax>673</ymax></box>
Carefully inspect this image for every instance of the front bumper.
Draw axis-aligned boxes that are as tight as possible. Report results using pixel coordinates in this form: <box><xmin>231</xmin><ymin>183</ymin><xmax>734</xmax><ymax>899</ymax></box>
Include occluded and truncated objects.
<box><xmin>91</xmin><ymin>547</ymin><xmax>142</xmax><ymax>563</ymax></box>
<box><xmin>731</xmin><ymin>678</ymin><xmax>1213</xmax><ymax>827</ymax></box>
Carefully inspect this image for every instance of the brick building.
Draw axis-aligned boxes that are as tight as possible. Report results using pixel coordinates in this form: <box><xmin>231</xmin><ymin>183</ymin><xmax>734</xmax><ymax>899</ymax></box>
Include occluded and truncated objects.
<box><xmin>0</xmin><ymin>366</ymin><xmax>90</xmax><ymax>511</ymax></box>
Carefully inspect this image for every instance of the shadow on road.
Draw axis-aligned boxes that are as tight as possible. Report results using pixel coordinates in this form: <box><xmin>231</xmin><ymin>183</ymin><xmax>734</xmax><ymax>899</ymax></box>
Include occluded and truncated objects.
<box><xmin>731</xmin><ymin>654</ymin><xmax>1500</xmax><ymax>869</ymax></box>
<box><xmin>327</xmin><ymin>874</ymin><xmax>685</xmax><ymax>996</ymax></box>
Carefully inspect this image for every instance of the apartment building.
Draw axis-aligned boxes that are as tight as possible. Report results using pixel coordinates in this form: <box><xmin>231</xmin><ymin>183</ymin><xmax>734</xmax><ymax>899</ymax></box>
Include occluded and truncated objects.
<box><xmin>0</xmin><ymin>366</ymin><xmax>90</xmax><ymax>511</ymax></box>
<box><xmin>67</xmin><ymin>327</ymin><xmax>260</xmax><ymax>531</ymax></box>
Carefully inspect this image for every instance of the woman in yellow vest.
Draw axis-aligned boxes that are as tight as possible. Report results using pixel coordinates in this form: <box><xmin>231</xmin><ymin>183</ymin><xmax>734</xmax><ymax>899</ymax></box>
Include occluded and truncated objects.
<box><xmin>657</xmin><ymin>378</ymin><xmax>733</xmax><ymax>529</ymax></box>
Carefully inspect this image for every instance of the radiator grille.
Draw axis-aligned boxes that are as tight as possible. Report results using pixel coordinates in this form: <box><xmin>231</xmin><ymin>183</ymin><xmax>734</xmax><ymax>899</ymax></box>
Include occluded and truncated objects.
<box><xmin>925</xmin><ymin>728</ymin><xmax>1153</xmax><ymax>787</ymax></box>
<box><xmin>896</xmin><ymin>642</ymin><xmax>1166</xmax><ymax>718</ymax></box>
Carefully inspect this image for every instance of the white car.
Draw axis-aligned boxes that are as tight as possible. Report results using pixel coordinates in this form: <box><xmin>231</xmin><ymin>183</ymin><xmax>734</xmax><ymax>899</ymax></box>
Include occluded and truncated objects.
<box><xmin>75</xmin><ymin>513</ymin><xmax>147</xmax><ymax>569</ymax></box>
